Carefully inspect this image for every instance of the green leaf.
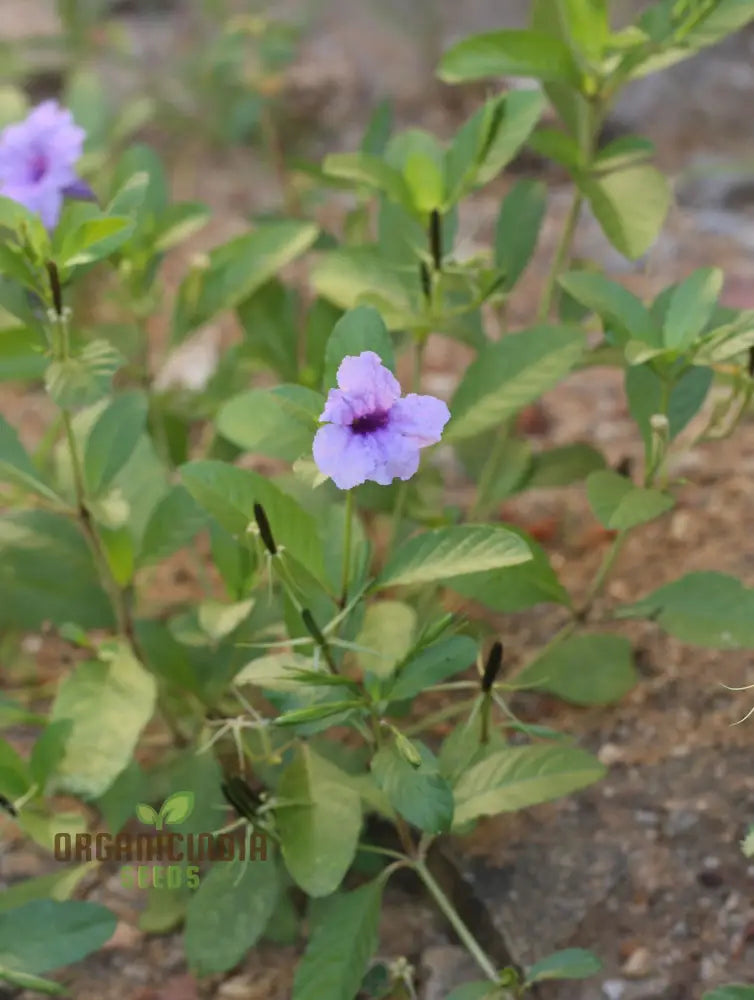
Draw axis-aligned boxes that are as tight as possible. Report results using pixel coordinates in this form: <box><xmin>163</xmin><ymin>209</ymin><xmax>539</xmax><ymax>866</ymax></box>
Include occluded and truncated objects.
<box><xmin>83</xmin><ymin>391</ymin><xmax>148</xmax><ymax>495</ymax></box>
<box><xmin>525</xmin><ymin>443</ymin><xmax>605</xmax><ymax>488</ymax></box>
<box><xmin>198</xmin><ymin>597</ymin><xmax>254</xmax><ymax>641</ymax></box>
<box><xmin>446</xmin><ymin>530</ymin><xmax>570</xmax><ymax>612</ymax></box>
<box><xmin>474</xmin><ymin>90</ymin><xmax>546</xmax><ymax>188</ymax></box>
<box><xmin>0</xmin><ymin>736</ymin><xmax>31</xmax><ymax>799</ymax></box>
<box><xmin>276</xmin><ymin>746</ymin><xmax>362</xmax><ymax>897</ymax></box>
<box><xmin>439</xmin><ymin>29</ymin><xmax>579</xmax><ymax>84</ymax></box>
<box><xmin>663</xmin><ymin>268</ymin><xmax>723</xmax><ymax>349</ymax></box>
<box><xmin>0</xmin><ymin>414</ymin><xmax>62</xmax><ymax>503</ymax></box>
<box><xmin>322</xmin><ymin>152</ymin><xmax>412</xmax><ymax>209</ymax></box>
<box><xmin>625</xmin><ymin>364</ymin><xmax>712</xmax><ymax>450</ymax></box>
<box><xmin>138</xmin><ymin>484</ymin><xmax>208</xmax><ymax>565</ymax></box>
<box><xmin>0</xmin><ymin>900</ymin><xmax>116</xmax><ymax>974</ymax></box>
<box><xmin>703</xmin><ymin>988</ymin><xmax>754</xmax><ymax>1000</ymax></box>
<box><xmin>292</xmin><ymin>879</ymin><xmax>383</xmax><ymax>1000</ymax></box>
<box><xmin>388</xmin><ymin>635</ymin><xmax>477</xmax><ymax>702</ymax></box>
<box><xmin>159</xmin><ymin>790</ymin><xmax>195</xmax><ymax>826</ymax></box>
<box><xmin>356</xmin><ymin>601</ymin><xmax>416</xmax><ymax>680</ymax></box>
<box><xmin>515</xmin><ymin>634</ymin><xmax>637</xmax><ymax>705</ymax></box>
<box><xmin>311</xmin><ymin>247</ymin><xmax>419</xmax><ymax>330</ymax></box>
<box><xmin>0</xmin><ymin>325</ymin><xmax>48</xmax><ymax>381</ymax></box>
<box><xmin>446</xmin><ymin>92</ymin><xmax>545</xmax><ymax>203</ymax></box>
<box><xmin>30</xmin><ymin>720</ymin><xmax>73</xmax><ymax>789</ymax></box>
<box><xmin>216</xmin><ymin>384</ymin><xmax>322</xmax><ymax>462</ymax></box>
<box><xmin>59</xmin><ymin>215</ymin><xmax>134</xmax><ymax>269</ymax></box>
<box><xmin>495</xmin><ymin>178</ymin><xmax>547</xmax><ymax>290</ymax></box>
<box><xmin>581</xmin><ymin>165</ymin><xmax>670</xmax><ymax>260</ymax></box>
<box><xmin>558</xmin><ymin>270</ymin><xmax>658</xmax><ymax>345</ymax></box>
<box><xmin>45</xmin><ymin>339</ymin><xmax>123</xmax><ymax>410</ymax></box>
<box><xmin>50</xmin><ymin>643</ymin><xmax>156</xmax><ymax>799</ymax></box>
<box><xmin>172</xmin><ymin>221</ymin><xmax>318</xmax><ymax>343</ymax></box>
<box><xmin>444</xmin><ymin>984</ymin><xmax>498</xmax><ymax>1000</ymax></box>
<box><xmin>181</xmin><ymin>460</ymin><xmax>325</xmax><ymax>582</ymax></box>
<box><xmin>323</xmin><ymin>306</ymin><xmax>395</xmax><ymax>389</ymax></box>
<box><xmin>184</xmin><ymin>855</ymin><xmax>278</xmax><ymax>976</ymax></box>
<box><xmin>0</xmin><ymin>510</ymin><xmax>113</xmax><ymax>630</ymax></box>
<box><xmin>525</xmin><ymin>947</ymin><xmax>602</xmax><ymax>983</ymax></box>
<box><xmin>152</xmin><ymin>202</ymin><xmax>210</xmax><ymax>252</ymax></box>
<box><xmin>371</xmin><ymin>741</ymin><xmax>453</xmax><ymax>833</ymax></box>
<box><xmin>0</xmin><ymin>967</ymin><xmax>66</xmax><ymax>994</ymax></box>
<box><xmin>236</xmin><ymin>279</ymin><xmax>299</xmax><ymax>381</ymax></box>
<box><xmin>452</xmin><ymin>745</ymin><xmax>605</xmax><ymax>828</ymax></box>
<box><xmin>0</xmin><ymin>864</ymin><xmax>96</xmax><ymax>916</ymax></box>
<box><xmin>377</xmin><ymin>525</ymin><xmax>531</xmax><ymax>589</ymax></box>
<box><xmin>448</xmin><ymin>325</ymin><xmax>585</xmax><ymax>441</ymax></box>
<box><xmin>617</xmin><ymin>572</ymin><xmax>754</xmax><ymax>649</ymax></box>
<box><xmin>586</xmin><ymin>470</ymin><xmax>674</xmax><ymax>530</ymax></box>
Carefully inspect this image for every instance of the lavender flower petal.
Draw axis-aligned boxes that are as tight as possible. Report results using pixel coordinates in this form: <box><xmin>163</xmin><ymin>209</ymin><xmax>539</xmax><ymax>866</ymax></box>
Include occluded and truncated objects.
<box><xmin>336</xmin><ymin>351</ymin><xmax>401</xmax><ymax>417</ymax></box>
<box><xmin>313</xmin><ymin>424</ymin><xmax>379</xmax><ymax>490</ymax></box>
<box><xmin>389</xmin><ymin>393</ymin><xmax>451</xmax><ymax>446</ymax></box>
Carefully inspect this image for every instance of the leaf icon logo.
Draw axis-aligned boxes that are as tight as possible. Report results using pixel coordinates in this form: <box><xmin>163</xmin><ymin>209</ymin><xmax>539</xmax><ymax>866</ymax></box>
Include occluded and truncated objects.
<box><xmin>135</xmin><ymin>791</ymin><xmax>195</xmax><ymax>831</ymax></box>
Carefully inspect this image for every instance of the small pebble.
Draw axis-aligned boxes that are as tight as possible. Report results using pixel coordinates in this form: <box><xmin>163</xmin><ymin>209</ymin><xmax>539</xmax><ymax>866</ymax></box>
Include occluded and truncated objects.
<box><xmin>621</xmin><ymin>946</ymin><xmax>654</xmax><ymax>978</ymax></box>
<box><xmin>603</xmin><ymin>979</ymin><xmax>626</xmax><ymax>1000</ymax></box>
<box><xmin>598</xmin><ymin>742</ymin><xmax>625</xmax><ymax>766</ymax></box>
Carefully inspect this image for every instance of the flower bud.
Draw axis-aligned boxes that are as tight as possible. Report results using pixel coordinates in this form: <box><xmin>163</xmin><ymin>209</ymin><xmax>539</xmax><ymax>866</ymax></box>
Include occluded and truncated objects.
<box><xmin>649</xmin><ymin>414</ymin><xmax>669</xmax><ymax>434</ymax></box>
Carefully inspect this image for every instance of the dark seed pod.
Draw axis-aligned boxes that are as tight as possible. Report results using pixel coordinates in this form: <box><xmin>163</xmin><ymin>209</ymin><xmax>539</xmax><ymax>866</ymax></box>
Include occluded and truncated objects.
<box><xmin>419</xmin><ymin>261</ymin><xmax>431</xmax><ymax>301</ymax></box>
<box><xmin>301</xmin><ymin>608</ymin><xmax>338</xmax><ymax>673</ymax></box>
<box><xmin>481</xmin><ymin>641</ymin><xmax>504</xmax><ymax>693</ymax></box>
<box><xmin>46</xmin><ymin>260</ymin><xmax>63</xmax><ymax>316</ymax></box>
<box><xmin>221</xmin><ymin>776</ymin><xmax>262</xmax><ymax>820</ymax></box>
<box><xmin>253</xmin><ymin>502</ymin><xmax>277</xmax><ymax>555</ymax></box>
<box><xmin>0</xmin><ymin>794</ymin><xmax>17</xmax><ymax>817</ymax></box>
<box><xmin>429</xmin><ymin>209</ymin><xmax>443</xmax><ymax>271</ymax></box>
<box><xmin>748</xmin><ymin>346</ymin><xmax>754</xmax><ymax>377</ymax></box>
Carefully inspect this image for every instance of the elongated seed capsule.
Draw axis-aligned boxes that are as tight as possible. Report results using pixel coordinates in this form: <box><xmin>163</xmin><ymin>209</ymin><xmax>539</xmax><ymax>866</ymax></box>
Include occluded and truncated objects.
<box><xmin>429</xmin><ymin>209</ymin><xmax>442</xmax><ymax>271</ymax></box>
<box><xmin>46</xmin><ymin>260</ymin><xmax>63</xmax><ymax>316</ymax></box>
<box><xmin>481</xmin><ymin>641</ymin><xmax>504</xmax><ymax>693</ymax></box>
<box><xmin>221</xmin><ymin>777</ymin><xmax>261</xmax><ymax>820</ymax></box>
<box><xmin>253</xmin><ymin>502</ymin><xmax>277</xmax><ymax>555</ymax></box>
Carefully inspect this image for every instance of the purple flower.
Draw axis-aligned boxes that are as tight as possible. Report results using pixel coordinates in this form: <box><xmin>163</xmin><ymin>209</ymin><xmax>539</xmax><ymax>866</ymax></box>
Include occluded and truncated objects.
<box><xmin>313</xmin><ymin>351</ymin><xmax>450</xmax><ymax>490</ymax></box>
<box><xmin>0</xmin><ymin>101</ymin><xmax>93</xmax><ymax>230</ymax></box>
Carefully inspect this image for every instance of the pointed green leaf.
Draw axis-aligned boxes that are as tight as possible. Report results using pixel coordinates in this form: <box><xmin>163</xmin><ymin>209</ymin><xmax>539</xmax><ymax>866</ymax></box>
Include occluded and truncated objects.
<box><xmin>377</xmin><ymin>525</ymin><xmax>531</xmax><ymax>589</ymax></box>
<box><xmin>515</xmin><ymin>634</ymin><xmax>637</xmax><ymax>705</ymax></box>
<box><xmin>50</xmin><ymin>643</ymin><xmax>156</xmax><ymax>798</ymax></box>
<box><xmin>292</xmin><ymin>879</ymin><xmax>383</xmax><ymax>1000</ymax></box>
<box><xmin>439</xmin><ymin>29</ymin><xmax>579</xmax><ymax>84</ymax></box>
<box><xmin>453</xmin><ymin>745</ymin><xmax>605</xmax><ymax>828</ymax></box>
<box><xmin>184</xmin><ymin>854</ymin><xmax>278</xmax><ymax>976</ymax></box>
<box><xmin>617</xmin><ymin>572</ymin><xmax>754</xmax><ymax>649</ymax></box>
<box><xmin>0</xmin><ymin>900</ymin><xmax>116</xmax><ymax>974</ymax></box>
<box><xmin>586</xmin><ymin>470</ymin><xmax>674</xmax><ymax>530</ymax></box>
<box><xmin>276</xmin><ymin>746</ymin><xmax>361</xmax><ymax>897</ymax></box>
<box><xmin>448</xmin><ymin>325</ymin><xmax>585</xmax><ymax>441</ymax></box>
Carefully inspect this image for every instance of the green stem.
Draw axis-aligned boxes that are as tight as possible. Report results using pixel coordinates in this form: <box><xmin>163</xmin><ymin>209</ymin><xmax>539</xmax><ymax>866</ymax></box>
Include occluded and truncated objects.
<box><xmin>413</xmin><ymin>860</ymin><xmax>499</xmax><ymax>982</ymax></box>
<box><xmin>340</xmin><ymin>490</ymin><xmax>354</xmax><ymax>607</ymax></box>
<box><xmin>469</xmin><ymin>424</ymin><xmax>510</xmax><ymax>521</ymax></box>
<box><xmin>581</xmin><ymin>529</ymin><xmax>628</xmax><ymax>612</ymax></box>
<box><xmin>537</xmin><ymin>190</ymin><xmax>583</xmax><ymax>321</ymax></box>
<box><xmin>62</xmin><ymin>412</ymin><xmax>129</xmax><ymax>637</ymax></box>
